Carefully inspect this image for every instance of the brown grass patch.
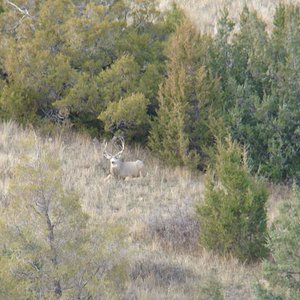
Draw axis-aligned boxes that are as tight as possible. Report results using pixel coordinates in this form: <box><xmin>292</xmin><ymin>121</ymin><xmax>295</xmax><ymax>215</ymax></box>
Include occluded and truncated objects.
<box><xmin>0</xmin><ymin>121</ymin><xmax>290</xmax><ymax>299</ymax></box>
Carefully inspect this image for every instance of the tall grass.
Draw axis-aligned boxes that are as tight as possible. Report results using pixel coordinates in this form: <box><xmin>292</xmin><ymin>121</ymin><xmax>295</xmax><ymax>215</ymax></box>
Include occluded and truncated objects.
<box><xmin>160</xmin><ymin>0</ymin><xmax>298</xmax><ymax>31</ymax></box>
<box><xmin>0</xmin><ymin>121</ymin><xmax>290</xmax><ymax>299</ymax></box>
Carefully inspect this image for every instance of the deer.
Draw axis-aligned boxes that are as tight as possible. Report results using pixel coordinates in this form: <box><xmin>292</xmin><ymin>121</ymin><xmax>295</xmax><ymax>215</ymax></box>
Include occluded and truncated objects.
<box><xmin>103</xmin><ymin>137</ymin><xmax>146</xmax><ymax>180</ymax></box>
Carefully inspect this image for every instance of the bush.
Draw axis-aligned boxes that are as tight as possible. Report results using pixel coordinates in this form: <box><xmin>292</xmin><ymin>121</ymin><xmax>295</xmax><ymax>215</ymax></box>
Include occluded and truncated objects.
<box><xmin>196</xmin><ymin>137</ymin><xmax>269</xmax><ymax>261</ymax></box>
<box><xmin>257</xmin><ymin>186</ymin><xmax>300</xmax><ymax>300</ymax></box>
<box><xmin>98</xmin><ymin>92</ymin><xmax>150</xmax><ymax>142</ymax></box>
<box><xmin>147</xmin><ymin>198</ymin><xmax>199</xmax><ymax>253</ymax></box>
<box><xmin>0</xmin><ymin>84</ymin><xmax>39</xmax><ymax>124</ymax></box>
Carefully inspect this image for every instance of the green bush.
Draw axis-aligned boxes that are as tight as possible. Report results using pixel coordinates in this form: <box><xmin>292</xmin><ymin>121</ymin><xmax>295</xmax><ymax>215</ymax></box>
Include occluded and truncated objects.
<box><xmin>99</xmin><ymin>92</ymin><xmax>150</xmax><ymax>141</ymax></box>
<box><xmin>198</xmin><ymin>274</ymin><xmax>224</xmax><ymax>300</ymax></box>
<box><xmin>257</xmin><ymin>187</ymin><xmax>300</xmax><ymax>300</ymax></box>
<box><xmin>0</xmin><ymin>84</ymin><xmax>39</xmax><ymax>124</ymax></box>
<box><xmin>196</xmin><ymin>137</ymin><xmax>268</xmax><ymax>261</ymax></box>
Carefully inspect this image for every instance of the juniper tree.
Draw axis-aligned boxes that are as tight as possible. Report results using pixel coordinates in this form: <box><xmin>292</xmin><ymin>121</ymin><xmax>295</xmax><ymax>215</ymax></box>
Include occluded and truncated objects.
<box><xmin>197</xmin><ymin>137</ymin><xmax>268</xmax><ymax>261</ymax></box>
<box><xmin>149</xmin><ymin>20</ymin><xmax>223</xmax><ymax>169</ymax></box>
<box><xmin>257</xmin><ymin>187</ymin><xmax>300</xmax><ymax>299</ymax></box>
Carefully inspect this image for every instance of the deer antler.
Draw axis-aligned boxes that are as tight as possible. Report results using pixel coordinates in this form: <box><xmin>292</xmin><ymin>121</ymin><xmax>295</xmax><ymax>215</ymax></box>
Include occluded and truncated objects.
<box><xmin>103</xmin><ymin>137</ymin><xmax>125</xmax><ymax>159</ymax></box>
<box><xmin>103</xmin><ymin>141</ymin><xmax>112</xmax><ymax>160</ymax></box>
<box><xmin>114</xmin><ymin>137</ymin><xmax>125</xmax><ymax>158</ymax></box>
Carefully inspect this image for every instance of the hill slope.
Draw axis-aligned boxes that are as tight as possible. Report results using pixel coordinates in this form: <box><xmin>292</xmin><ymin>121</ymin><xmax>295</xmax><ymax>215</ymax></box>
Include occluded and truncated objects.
<box><xmin>0</xmin><ymin>121</ymin><xmax>290</xmax><ymax>298</ymax></box>
<box><xmin>160</xmin><ymin>0</ymin><xmax>298</xmax><ymax>31</ymax></box>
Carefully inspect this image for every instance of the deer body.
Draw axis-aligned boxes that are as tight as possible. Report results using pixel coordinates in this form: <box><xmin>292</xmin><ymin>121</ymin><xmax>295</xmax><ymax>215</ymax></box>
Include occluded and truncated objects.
<box><xmin>110</xmin><ymin>159</ymin><xmax>145</xmax><ymax>179</ymax></box>
<box><xmin>103</xmin><ymin>137</ymin><xmax>146</xmax><ymax>180</ymax></box>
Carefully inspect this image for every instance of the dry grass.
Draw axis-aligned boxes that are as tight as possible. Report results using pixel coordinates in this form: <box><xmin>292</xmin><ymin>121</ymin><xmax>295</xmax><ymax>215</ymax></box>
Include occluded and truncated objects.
<box><xmin>160</xmin><ymin>0</ymin><xmax>299</xmax><ymax>31</ymax></box>
<box><xmin>0</xmin><ymin>121</ymin><xmax>290</xmax><ymax>299</ymax></box>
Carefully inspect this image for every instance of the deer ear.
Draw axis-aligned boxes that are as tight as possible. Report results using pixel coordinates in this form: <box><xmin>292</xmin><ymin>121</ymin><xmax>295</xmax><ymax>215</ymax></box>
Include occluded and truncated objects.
<box><xmin>115</xmin><ymin>153</ymin><xmax>122</xmax><ymax>159</ymax></box>
<box><xmin>103</xmin><ymin>153</ymin><xmax>112</xmax><ymax>160</ymax></box>
<box><xmin>103</xmin><ymin>141</ymin><xmax>112</xmax><ymax>159</ymax></box>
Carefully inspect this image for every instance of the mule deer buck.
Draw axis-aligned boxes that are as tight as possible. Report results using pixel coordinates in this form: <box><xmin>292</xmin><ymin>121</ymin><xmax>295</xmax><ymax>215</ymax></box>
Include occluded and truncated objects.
<box><xmin>103</xmin><ymin>137</ymin><xmax>146</xmax><ymax>180</ymax></box>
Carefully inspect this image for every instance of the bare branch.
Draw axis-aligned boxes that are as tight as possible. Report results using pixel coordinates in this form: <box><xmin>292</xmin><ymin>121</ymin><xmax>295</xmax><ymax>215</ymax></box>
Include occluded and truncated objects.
<box><xmin>4</xmin><ymin>0</ymin><xmax>35</xmax><ymax>31</ymax></box>
<box><xmin>5</xmin><ymin>0</ymin><xmax>33</xmax><ymax>18</ymax></box>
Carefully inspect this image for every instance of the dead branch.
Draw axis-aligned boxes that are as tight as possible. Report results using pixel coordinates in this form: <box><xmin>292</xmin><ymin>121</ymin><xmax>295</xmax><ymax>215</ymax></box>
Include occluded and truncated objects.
<box><xmin>5</xmin><ymin>0</ymin><xmax>33</xmax><ymax>19</ymax></box>
<box><xmin>4</xmin><ymin>0</ymin><xmax>35</xmax><ymax>31</ymax></box>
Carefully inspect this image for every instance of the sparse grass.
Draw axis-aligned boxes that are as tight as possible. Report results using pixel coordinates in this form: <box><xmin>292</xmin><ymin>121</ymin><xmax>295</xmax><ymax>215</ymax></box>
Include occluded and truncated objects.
<box><xmin>160</xmin><ymin>0</ymin><xmax>299</xmax><ymax>31</ymax></box>
<box><xmin>0</xmin><ymin>121</ymin><xmax>291</xmax><ymax>299</ymax></box>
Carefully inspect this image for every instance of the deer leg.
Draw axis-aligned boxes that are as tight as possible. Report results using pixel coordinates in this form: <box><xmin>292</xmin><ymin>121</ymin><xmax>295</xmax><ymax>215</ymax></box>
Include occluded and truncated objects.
<box><xmin>139</xmin><ymin>170</ymin><xmax>146</xmax><ymax>177</ymax></box>
<box><xmin>104</xmin><ymin>174</ymin><xmax>112</xmax><ymax>181</ymax></box>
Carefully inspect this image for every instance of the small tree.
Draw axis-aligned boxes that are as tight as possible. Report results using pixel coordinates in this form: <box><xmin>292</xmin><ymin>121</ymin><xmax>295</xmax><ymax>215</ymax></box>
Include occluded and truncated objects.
<box><xmin>0</xmin><ymin>138</ymin><xmax>128</xmax><ymax>298</ymax></box>
<box><xmin>149</xmin><ymin>19</ymin><xmax>221</xmax><ymax>169</ymax></box>
<box><xmin>257</xmin><ymin>187</ymin><xmax>300</xmax><ymax>300</ymax></box>
<box><xmin>197</xmin><ymin>137</ymin><xmax>268</xmax><ymax>261</ymax></box>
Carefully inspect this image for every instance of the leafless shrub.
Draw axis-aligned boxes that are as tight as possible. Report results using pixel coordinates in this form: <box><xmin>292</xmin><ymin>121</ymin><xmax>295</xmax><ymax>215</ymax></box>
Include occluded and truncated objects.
<box><xmin>147</xmin><ymin>197</ymin><xmax>200</xmax><ymax>253</ymax></box>
<box><xmin>130</xmin><ymin>258</ymin><xmax>195</xmax><ymax>287</ymax></box>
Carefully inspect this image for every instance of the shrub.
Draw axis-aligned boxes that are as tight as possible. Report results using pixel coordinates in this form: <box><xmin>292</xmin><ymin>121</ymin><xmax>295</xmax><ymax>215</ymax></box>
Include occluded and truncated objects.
<box><xmin>130</xmin><ymin>259</ymin><xmax>193</xmax><ymax>287</ymax></box>
<box><xmin>257</xmin><ymin>186</ymin><xmax>300</xmax><ymax>300</ymax></box>
<box><xmin>98</xmin><ymin>92</ymin><xmax>150</xmax><ymax>142</ymax></box>
<box><xmin>147</xmin><ymin>198</ymin><xmax>199</xmax><ymax>253</ymax></box>
<box><xmin>196</xmin><ymin>137</ymin><xmax>268</xmax><ymax>261</ymax></box>
<box><xmin>0</xmin><ymin>84</ymin><xmax>39</xmax><ymax>124</ymax></box>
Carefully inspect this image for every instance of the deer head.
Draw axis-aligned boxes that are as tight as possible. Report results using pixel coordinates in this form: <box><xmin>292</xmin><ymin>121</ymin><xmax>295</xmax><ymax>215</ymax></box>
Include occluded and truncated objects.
<box><xmin>103</xmin><ymin>137</ymin><xmax>145</xmax><ymax>180</ymax></box>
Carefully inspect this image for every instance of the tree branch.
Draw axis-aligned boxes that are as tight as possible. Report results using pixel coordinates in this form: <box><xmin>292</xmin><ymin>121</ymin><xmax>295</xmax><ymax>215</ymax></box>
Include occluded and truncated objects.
<box><xmin>5</xmin><ymin>0</ymin><xmax>33</xmax><ymax>18</ymax></box>
<box><xmin>4</xmin><ymin>0</ymin><xmax>35</xmax><ymax>31</ymax></box>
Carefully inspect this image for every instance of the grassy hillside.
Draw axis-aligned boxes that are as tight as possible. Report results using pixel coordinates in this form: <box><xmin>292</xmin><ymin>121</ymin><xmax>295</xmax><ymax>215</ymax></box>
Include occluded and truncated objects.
<box><xmin>160</xmin><ymin>0</ymin><xmax>298</xmax><ymax>31</ymax></box>
<box><xmin>0</xmin><ymin>121</ymin><xmax>290</xmax><ymax>299</ymax></box>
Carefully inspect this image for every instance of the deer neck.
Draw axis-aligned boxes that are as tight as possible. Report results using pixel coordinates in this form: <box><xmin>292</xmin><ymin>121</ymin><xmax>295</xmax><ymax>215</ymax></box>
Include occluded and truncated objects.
<box><xmin>110</xmin><ymin>161</ymin><xmax>122</xmax><ymax>175</ymax></box>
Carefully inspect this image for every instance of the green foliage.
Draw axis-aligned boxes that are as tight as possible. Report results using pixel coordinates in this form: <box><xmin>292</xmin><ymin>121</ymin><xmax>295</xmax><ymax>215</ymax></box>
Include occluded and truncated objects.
<box><xmin>197</xmin><ymin>137</ymin><xmax>268</xmax><ymax>261</ymax></box>
<box><xmin>0</xmin><ymin>0</ymin><xmax>171</xmax><ymax>141</ymax></box>
<box><xmin>130</xmin><ymin>0</ymin><xmax>160</xmax><ymax>30</ymax></box>
<box><xmin>257</xmin><ymin>187</ymin><xmax>300</xmax><ymax>300</ymax></box>
<box><xmin>63</xmin><ymin>2</ymin><xmax>123</xmax><ymax>74</ymax></box>
<box><xmin>99</xmin><ymin>92</ymin><xmax>150</xmax><ymax>141</ymax></box>
<box><xmin>198</xmin><ymin>274</ymin><xmax>224</xmax><ymax>300</ymax></box>
<box><xmin>97</xmin><ymin>55</ymin><xmax>140</xmax><ymax>105</ymax></box>
<box><xmin>1</xmin><ymin>1</ymin><xmax>300</xmax><ymax>181</ymax></box>
<box><xmin>163</xmin><ymin>2</ymin><xmax>185</xmax><ymax>32</ymax></box>
<box><xmin>149</xmin><ymin>20</ymin><xmax>223</xmax><ymax>169</ymax></box>
<box><xmin>191</xmin><ymin>66</ymin><xmax>225</xmax><ymax>168</ymax></box>
<box><xmin>3</xmin><ymin>40</ymin><xmax>76</xmax><ymax>111</ymax></box>
<box><xmin>0</xmin><ymin>139</ymin><xmax>129</xmax><ymax>298</ymax></box>
<box><xmin>149</xmin><ymin>60</ymin><xmax>196</xmax><ymax>168</ymax></box>
<box><xmin>263</xmin><ymin>5</ymin><xmax>300</xmax><ymax>180</ymax></box>
<box><xmin>231</xmin><ymin>6</ymin><xmax>270</xmax><ymax>94</ymax></box>
<box><xmin>0</xmin><ymin>84</ymin><xmax>39</xmax><ymax>124</ymax></box>
<box><xmin>54</xmin><ymin>73</ymin><xmax>100</xmax><ymax>115</ymax></box>
<box><xmin>209</xmin><ymin>8</ymin><xmax>235</xmax><ymax>112</ymax></box>
<box><xmin>209</xmin><ymin>3</ymin><xmax>300</xmax><ymax>181</ymax></box>
<box><xmin>270</xmin><ymin>3</ymin><xmax>287</xmax><ymax>67</ymax></box>
<box><xmin>138</xmin><ymin>63</ymin><xmax>163</xmax><ymax>111</ymax></box>
<box><xmin>248</xmin><ymin>4</ymin><xmax>300</xmax><ymax>181</ymax></box>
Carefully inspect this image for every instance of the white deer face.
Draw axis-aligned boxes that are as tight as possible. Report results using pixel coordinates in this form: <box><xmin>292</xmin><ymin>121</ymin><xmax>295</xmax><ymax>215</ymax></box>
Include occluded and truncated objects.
<box><xmin>110</xmin><ymin>156</ymin><xmax>122</xmax><ymax>166</ymax></box>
